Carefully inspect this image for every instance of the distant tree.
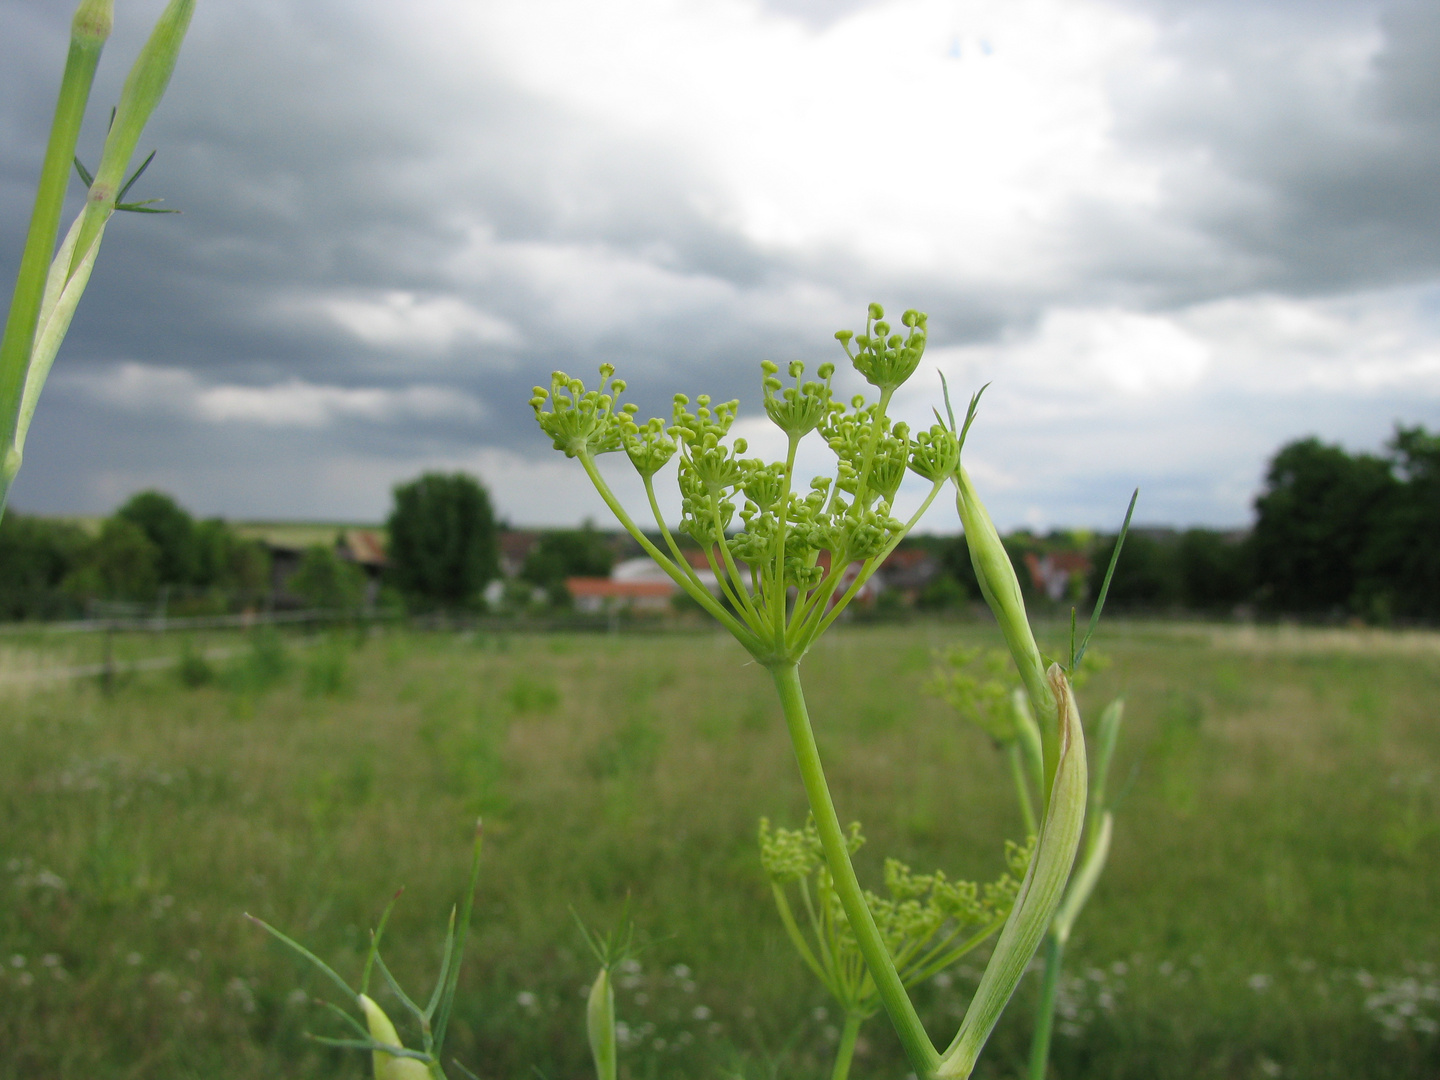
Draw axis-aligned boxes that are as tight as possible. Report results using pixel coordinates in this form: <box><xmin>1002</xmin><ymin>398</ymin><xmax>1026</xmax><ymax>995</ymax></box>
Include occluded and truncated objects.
<box><xmin>116</xmin><ymin>491</ymin><xmax>198</xmax><ymax>586</ymax></box>
<box><xmin>385</xmin><ymin>472</ymin><xmax>499</xmax><ymax>609</ymax></box>
<box><xmin>1178</xmin><ymin>529</ymin><xmax>1252</xmax><ymax>612</ymax></box>
<box><xmin>916</xmin><ymin>574</ymin><xmax>968</xmax><ymax>611</ymax></box>
<box><xmin>934</xmin><ymin>533</ymin><xmax>982</xmax><ymax>601</ymax></box>
<box><xmin>0</xmin><ymin>513</ymin><xmax>89</xmax><ymax>619</ymax></box>
<box><xmin>288</xmin><ymin>545</ymin><xmax>366</xmax><ymax>611</ymax></box>
<box><xmin>194</xmin><ymin>518</ymin><xmax>270</xmax><ymax>595</ymax></box>
<box><xmin>1088</xmin><ymin>532</ymin><xmax>1182</xmax><ymax>611</ymax></box>
<box><xmin>1356</xmin><ymin>426</ymin><xmax>1440</xmax><ymax>621</ymax></box>
<box><xmin>64</xmin><ymin>517</ymin><xmax>160</xmax><ymax>602</ymax></box>
<box><xmin>1251</xmin><ymin>438</ymin><xmax>1396</xmax><ymax>615</ymax></box>
<box><xmin>521</xmin><ymin>524</ymin><xmax>615</xmax><ymax>587</ymax></box>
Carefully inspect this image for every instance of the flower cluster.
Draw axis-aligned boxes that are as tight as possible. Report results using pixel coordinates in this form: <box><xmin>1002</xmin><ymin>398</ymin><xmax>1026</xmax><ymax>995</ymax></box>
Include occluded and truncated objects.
<box><xmin>758</xmin><ymin>816</ymin><xmax>1029</xmax><ymax>1018</ymax></box>
<box><xmin>529</xmin><ymin>304</ymin><xmax>963</xmax><ymax>663</ymax></box>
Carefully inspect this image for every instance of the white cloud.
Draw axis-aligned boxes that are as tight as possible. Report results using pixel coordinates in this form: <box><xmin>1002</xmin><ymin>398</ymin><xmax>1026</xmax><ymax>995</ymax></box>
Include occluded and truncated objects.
<box><xmin>291</xmin><ymin>290</ymin><xmax>520</xmax><ymax>354</ymax></box>
<box><xmin>465</xmin><ymin>0</ymin><xmax>1161</xmax><ymax>284</ymax></box>
<box><xmin>63</xmin><ymin>364</ymin><xmax>486</xmax><ymax>428</ymax></box>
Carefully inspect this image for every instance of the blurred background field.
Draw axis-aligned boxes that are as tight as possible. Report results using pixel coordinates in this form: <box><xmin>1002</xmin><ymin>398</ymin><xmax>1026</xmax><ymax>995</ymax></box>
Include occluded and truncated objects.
<box><xmin>0</xmin><ymin>619</ymin><xmax>1436</xmax><ymax>1080</ymax></box>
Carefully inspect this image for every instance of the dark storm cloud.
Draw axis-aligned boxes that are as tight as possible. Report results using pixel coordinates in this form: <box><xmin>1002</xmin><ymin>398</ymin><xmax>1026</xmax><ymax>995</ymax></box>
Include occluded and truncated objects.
<box><xmin>2</xmin><ymin>0</ymin><xmax>1438</xmax><ymax>523</ymax></box>
<box><xmin>1105</xmin><ymin>0</ymin><xmax>1440</xmax><ymax>301</ymax></box>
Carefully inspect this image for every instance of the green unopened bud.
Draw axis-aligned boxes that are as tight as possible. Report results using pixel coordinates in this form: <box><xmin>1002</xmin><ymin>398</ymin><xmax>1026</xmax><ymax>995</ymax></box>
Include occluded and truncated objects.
<box><xmin>937</xmin><ymin>665</ymin><xmax>1087</xmax><ymax>1079</ymax></box>
<box><xmin>358</xmin><ymin>994</ymin><xmax>430</xmax><ymax>1080</ymax></box>
<box><xmin>953</xmin><ymin>466</ymin><xmax>1057</xmax><ymax>792</ymax></box>
<box><xmin>586</xmin><ymin>966</ymin><xmax>617</xmax><ymax>1080</ymax></box>
<box><xmin>838</xmin><ymin>303</ymin><xmax>928</xmax><ymax>392</ymax></box>
<box><xmin>71</xmin><ymin>0</ymin><xmax>113</xmax><ymax>44</ymax></box>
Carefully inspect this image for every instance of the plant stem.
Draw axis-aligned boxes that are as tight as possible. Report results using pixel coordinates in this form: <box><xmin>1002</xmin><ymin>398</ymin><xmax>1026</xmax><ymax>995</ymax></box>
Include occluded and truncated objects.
<box><xmin>0</xmin><ymin>3</ymin><xmax>109</xmax><ymax>510</ymax></box>
<box><xmin>831</xmin><ymin>1013</ymin><xmax>864</xmax><ymax>1080</ymax></box>
<box><xmin>1027</xmin><ymin>934</ymin><xmax>1064</xmax><ymax>1080</ymax></box>
<box><xmin>770</xmin><ymin>662</ymin><xmax>939</xmax><ymax>1076</ymax></box>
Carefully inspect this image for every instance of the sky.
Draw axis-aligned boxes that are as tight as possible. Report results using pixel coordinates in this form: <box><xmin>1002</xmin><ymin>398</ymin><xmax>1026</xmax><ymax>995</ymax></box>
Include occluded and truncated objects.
<box><xmin>1</xmin><ymin>0</ymin><xmax>1437</xmax><ymax>531</ymax></box>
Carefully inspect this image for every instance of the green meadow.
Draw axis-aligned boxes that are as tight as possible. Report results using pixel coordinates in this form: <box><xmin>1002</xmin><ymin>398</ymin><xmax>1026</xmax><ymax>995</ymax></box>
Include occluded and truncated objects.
<box><xmin>1</xmin><ymin>619</ymin><xmax>1436</xmax><ymax>1079</ymax></box>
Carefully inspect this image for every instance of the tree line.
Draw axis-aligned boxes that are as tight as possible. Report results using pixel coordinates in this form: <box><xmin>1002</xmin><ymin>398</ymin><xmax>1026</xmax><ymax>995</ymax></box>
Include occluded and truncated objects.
<box><xmin>1</xmin><ymin>426</ymin><xmax>1435</xmax><ymax>622</ymax></box>
<box><xmin>1046</xmin><ymin>425</ymin><xmax>1439</xmax><ymax>622</ymax></box>
<box><xmin>0</xmin><ymin>492</ymin><xmax>272</xmax><ymax>619</ymax></box>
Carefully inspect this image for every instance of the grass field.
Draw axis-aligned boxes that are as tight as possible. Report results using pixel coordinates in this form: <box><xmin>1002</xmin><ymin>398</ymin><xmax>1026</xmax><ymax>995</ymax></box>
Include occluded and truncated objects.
<box><xmin>1</xmin><ymin>618</ymin><xmax>1437</xmax><ymax>1079</ymax></box>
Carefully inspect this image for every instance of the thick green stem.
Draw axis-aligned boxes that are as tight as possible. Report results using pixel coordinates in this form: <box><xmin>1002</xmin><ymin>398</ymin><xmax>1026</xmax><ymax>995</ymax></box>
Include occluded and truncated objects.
<box><xmin>1027</xmin><ymin>935</ymin><xmax>1064</xmax><ymax>1080</ymax></box>
<box><xmin>770</xmin><ymin>663</ymin><xmax>939</xmax><ymax>1076</ymax></box>
<box><xmin>831</xmin><ymin>1013</ymin><xmax>864</xmax><ymax>1080</ymax></box>
<box><xmin>0</xmin><ymin>2</ymin><xmax>110</xmax><ymax>513</ymax></box>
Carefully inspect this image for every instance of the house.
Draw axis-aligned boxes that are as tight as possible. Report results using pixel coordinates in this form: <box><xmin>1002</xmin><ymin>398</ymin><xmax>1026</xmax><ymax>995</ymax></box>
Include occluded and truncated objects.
<box><xmin>1023</xmin><ymin>551</ymin><xmax>1092</xmax><ymax>602</ymax></box>
<box><xmin>565</xmin><ymin>577</ymin><xmax>676</xmax><ymax>614</ymax></box>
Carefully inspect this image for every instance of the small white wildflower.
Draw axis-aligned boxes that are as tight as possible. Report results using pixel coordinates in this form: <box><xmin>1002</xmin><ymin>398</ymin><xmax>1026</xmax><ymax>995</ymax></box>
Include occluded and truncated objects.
<box><xmin>126</xmin><ymin>952</ymin><xmax>143</xmax><ymax>966</ymax></box>
<box><xmin>516</xmin><ymin>991</ymin><xmax>538</xmax><ymax>1009</ymax></box>
<box><xmin>692</xmin><ymin>1005</ymin><xmax>711</xmax><ymax>1021</ymax></box>
<box><xmin>1111</xmin><ymin>961</ymin><xmax>1129</xmax><ymax>976</ymax></box>
<box><xmin>619</xmin><ymin>958</ymin><xmax>642</xmax><ymax>975</ymax></box>
<box><xmin>9</xmin><ymin>955</ymin><xmax>25</xmax><ymax>969</ymax></box>
<box><xmin>812</xmin><ymin>1005</ymin><xmax>828</xmax><ymax>1022</ymax></box>
<box><xmin>670</xmin><ymin>964</ymin><xmax>691</xmax><ymax>979</ymax></box>
<box><xmin>1258</xmin><ymin>1057</ymin><xmax>1282</xmax><ymax>1077</ymax></box>
<box><xmin>933</xmin><ymin>972</ymin><xmax>953</xmax><ymax>989</ymax></box>
<box><xmin>41</xmin><ymin>954</ymin><xmax>60</xmax><ymax>968</ymax></box>
<box><xmin>15</xmin><ymin>971</ymin><xmax>33</xmax><ymax>988</ymax></box>
<box><xmin>1248</xmin><ymin>974</ymin><xmax>1272</xmax><ymax>992</ymax></box>
<box><xmin>287</xmin><ymin>988</ymin><xmax>309</xmax><ymax>1006</ymax></box>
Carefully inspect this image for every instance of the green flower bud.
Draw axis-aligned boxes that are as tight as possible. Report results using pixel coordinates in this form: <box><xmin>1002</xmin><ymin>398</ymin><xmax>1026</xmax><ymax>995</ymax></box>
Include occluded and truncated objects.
<box><xmin>587</xmin><ymin>967</ymin><xmax>617</xmax><ymax>1080</ymax></box>
<box><xmin>531</xmin><ymin>367</ymin><xmax>629</xmax><ymax>457</ymax></box>
<box><xmin>358</xmin><ymin>994</ymin><xmax>430</xmax><ymax>1080</ymax></box>
<box><xmin>909</xmin><ymin>423</ymin><xmax>961</xmax><ymax>482</ymax></box>
<box><xmin>762</xmin><ymin>358</ymin><xmax>834</xmax><ymax>438</ymax></box>
<box><xmin>953</xmin><ymin>466</ymin><xmax>1055</xmax><ymax>781</ymax></box>
<box><xmin>622</xmin><ymin>416</ymin><xmax>676</xmax><ymax>477</ymax></box>
<box><xmin>837</xmin><ymin>304</ymin><xmax>928</xmax><ymax>392</ymax></box>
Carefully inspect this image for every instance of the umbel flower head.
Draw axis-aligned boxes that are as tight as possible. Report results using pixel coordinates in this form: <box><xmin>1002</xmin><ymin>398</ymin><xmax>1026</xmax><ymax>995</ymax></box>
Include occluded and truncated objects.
<box><xmin>529</xmin><ymin>304</ymin><xmax>970</xmax><ymax>666</ymax></box>
<box><xmin>759</xmin><ymin>816</ymin><xmax>1031</xmax><ymax>1019</ymax></box>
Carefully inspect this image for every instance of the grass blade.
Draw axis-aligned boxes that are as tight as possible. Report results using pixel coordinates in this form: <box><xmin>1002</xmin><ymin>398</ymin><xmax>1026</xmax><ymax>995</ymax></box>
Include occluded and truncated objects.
<box><xmin>245</xmin><ymin>913</ymin><xmax>357</xmax><ymax>1005</ymax></box>
<box><xmin>1073</xmin><ymin>488</ymin><xmax>1138</xmax><ymax>670</ymax></box>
